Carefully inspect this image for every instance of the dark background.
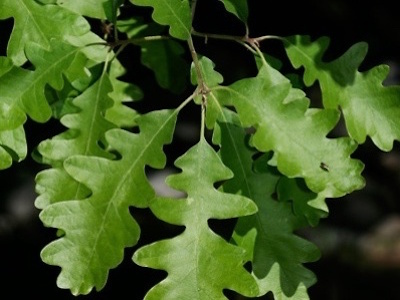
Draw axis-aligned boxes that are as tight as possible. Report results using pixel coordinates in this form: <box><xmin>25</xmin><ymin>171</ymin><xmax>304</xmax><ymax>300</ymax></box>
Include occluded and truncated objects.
<box><xmin>1</xmin><ymin>1</ymin><xmax>400</xmax><ymax>299</ymax></box>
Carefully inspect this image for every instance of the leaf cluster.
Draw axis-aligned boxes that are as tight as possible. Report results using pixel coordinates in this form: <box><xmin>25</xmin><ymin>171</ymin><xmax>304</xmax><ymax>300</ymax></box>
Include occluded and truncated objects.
<box><xmin>1</xmin><ymin>0</ymin><xmax>400</xmax><ymax>299</ymax></box>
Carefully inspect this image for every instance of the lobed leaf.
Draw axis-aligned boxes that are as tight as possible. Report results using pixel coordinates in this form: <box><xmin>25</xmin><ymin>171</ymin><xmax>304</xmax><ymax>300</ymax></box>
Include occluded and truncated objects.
<box><xmin>133</xmin><ymin>138</ymin><xmax>259</xmax><ymax>299</ymax></box>
<box><xmin>284</xmin><ymin>35</ymin><xmax>400</xmax><ymax>151</ymax></box>
<box><xmin>39</xmin><ymin>109</ymin><xmax>177</xmax><ymax>295</ymax></box>
<box><xmin>0</xmin><ymin>40</ymin><xmax>88</xmax><ymax>123</ymax></box>
<box><xmin>0</xmin><ymin>0</ymin><xmax>89</xmax><ymax>65</ymax></box>
<box><xmin>129</xmin><ymin>0</ymin><xmax>191</xmax><ymax>40</ymax></box>
<box><xmin>190</xmin><ymin>55</ymin><xmax>224</xmax><ymax>88</ymax></box>
<box><xmin>35</xmin><ymin>71</ymin><xmax>117</xmax><ymax>209</ymax></box>
<box><xmin>38</xmin><ymin>73</ymin><xmax>115</xmax><ymax>164</ymax></box>
<box><xmin>211</xmin><ymin>63</ymin><xmax>365</xmax><ymax>198</ymax></box>
<box><xmin>217</xmin><ymin>119</ymin><xmax>320</xmax><ymax>299</ymax></box>
<box><xmin>0</xmin><ymin>41</ymin><xmax>87</xmax><ymax>169</ymax></box>
<box><xmin>106</xmin><ymin>69</ymin><xmax>141</xmax><ymax>128</ymax></box>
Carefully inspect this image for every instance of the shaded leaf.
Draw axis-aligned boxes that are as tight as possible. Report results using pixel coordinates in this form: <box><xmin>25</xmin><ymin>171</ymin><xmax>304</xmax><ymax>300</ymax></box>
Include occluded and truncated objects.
<box><xmin>277</xmin><ymin>177</ymin><xmax>327</xmax><ymax>227</ymax></box>
<box><xmin>220</xmin><ymin>0</ymin><xmax>248</xmax><ymax>23</ymax></box>
<box><xmin>284</xmin><ymin>35</ymin><xmax>400</xmax><ymax>151</ymax></box>
<box><xmin>133</xmin><ymin>138</ymin><xmax>259</xmax><ymax>299</ymax></box>
<box><xmin>39</xmin><ymin>109</ymin><xmax>177</xmax><ymax>295</ymax></box>
<box><xmin>139</xmin><ymin>39</ymin><xmax>189</xmax><ymax>94</ymax></box>
<box><xmin>118</xmin><ymin>17</ymin><xmax>190</xmax><ymax>94</ymax></box>
<box><xmin>129</xmin><ymin>0</ymin><xmax>191</xmax><ymax>40</ymax></box>
<box><xmin>117</xmin><ymin>17</ymin><xmax>157</xmax><ymax>38</ymax></box>
<box><xmin>218</xmin><ymin>120</ymin><xmax>320</xmax><ymax>299</ymax></box>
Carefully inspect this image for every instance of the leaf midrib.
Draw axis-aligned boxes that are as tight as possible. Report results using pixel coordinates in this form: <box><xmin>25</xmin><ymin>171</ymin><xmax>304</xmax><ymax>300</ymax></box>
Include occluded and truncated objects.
<box><xmin>86</xmin><ymin>111</ymin><xmax>176</xmax><ymax>272</ymax></box>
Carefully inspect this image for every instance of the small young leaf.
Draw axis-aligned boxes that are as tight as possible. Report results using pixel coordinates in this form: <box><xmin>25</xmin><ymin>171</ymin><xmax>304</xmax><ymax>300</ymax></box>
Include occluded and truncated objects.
<box><xmin>39</xmin><ymin>109</ymin><xmax>177</xmax><ymax>295</ymax></box>
<box><xmin>133</xmin><ymin>138</ymin><xmax>259</xmax><ymax>299</ymax></box>
<box><xmin>129</xmin><ymin>0</ymin><xmax>191</xmax><ymax>40</ymax></box>
<box><xmin>285</xmin><ymin>35</ymin><xmax>400</xmax><ymax>151</ymax></box>
<box><xmin>190</xmin><ymin>55</ymin><xmax>224</xmax><ymax>87</ymax></box>
<box><xmin>190</xmin><ymin>56</ymin><xmax>225</xmax><ymax>127</ymax></box>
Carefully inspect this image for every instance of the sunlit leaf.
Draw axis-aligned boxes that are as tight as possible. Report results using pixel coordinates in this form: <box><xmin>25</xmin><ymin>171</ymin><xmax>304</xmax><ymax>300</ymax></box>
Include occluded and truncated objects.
<box><xmin>0</xmin><ymin>0</ymin><xmax>89</xmax><ymax>65</ymax></box>
<box><xmin>0</xmin><ymin>40</ymin><xmax>88</xmax><ymax>123</ymax></box>
<box><xmin>0</xmin><ymin>126</ymin><xmax>26</xmax><ymax>169</ymax></box>
<box><xmin>133</xmin><ymin>138</ymin><xmax>259</xmax><ymax>299</ymax></box>
<box><xmin>39</xmin><ymin>109</ymin><xmax>177</xmax><ymax>295</ymax></box>
<box><xmin>106</xmin><ymin>62</ymin><xmax>142</xmax><ymax>128</ymax></box>
<box><xmin>35</xmin><ymin>71</ymin><xmax>116</xmax><ymax>209</ymax></box>
<box><xmin>55</xmin><ymin>0</ymin><xmax>112</xmax><ymax>19</ymax></box>
<box><xmin>284</xmin><ymin>35</ymin><xmax>400</xmax><ymax>151</ymax></box>
<box><xmin>212</xmin><ymin>63</ymin><xmax>365</xmax><ymax>198</ymax></box>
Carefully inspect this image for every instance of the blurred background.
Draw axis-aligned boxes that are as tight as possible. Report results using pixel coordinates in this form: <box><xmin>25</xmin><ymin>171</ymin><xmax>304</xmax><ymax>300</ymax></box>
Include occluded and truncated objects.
<box><xmin>1</xmin><ymin>1</ymin><xmax>400</xmax><ymax>299</ymax></box>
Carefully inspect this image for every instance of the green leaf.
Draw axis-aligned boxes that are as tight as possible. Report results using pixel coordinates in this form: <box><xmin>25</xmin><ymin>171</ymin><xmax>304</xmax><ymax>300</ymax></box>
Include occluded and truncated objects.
<box><xmin>39</xmin><ymin>109</ymin><xmax>177</xmax><ymax>295</ymax></box>
<box><xmin>35</xmin><ymin>71</ymin><xmax>117</xmax><ymax>209</ymax></box>
<box><xmin>55</xmin><ymin>0</ymin><xmax>113</xmax><ymax>19</ymax></box>
<box><xmin>118</xmin><ymin>16</ymin><xmax>189</xmax><ymax>94</ymax></box>
<box><xmin>129</xmin><ymin>0</ymin><xmax>191</xmax><ymax>40</ymax></box>
<box><xmin>38</xmin><ymin>72</ymin><xmax>116</xmax><ymax>164</ymax></box>
<box><xmin>0</xmin><ymin>0</ymin><xmax>89</xmax><ymax>65</ymax></box>
<box><xmin>190</xmin><ymin>55</ymin><xmax>224</xmax><ymax>88</ymax></box>
<box><xmin>35</xmin><ymin>167</ymin><xmax>91</xmax><ymax>209</ymax></box>
<box><xmin>220</xmin><ymin>0</ymin><xmax>249</xmax><ymax>23</ymax></box>
<box><xmin>0</xmin><ymin>56</ymin><xmax>14</xmax><ymax>76</ymax></box>
<box><xmin>0</xmin><ymin>40</ymin><xmax>88</xmax><ymax>123</ymax></box>
<box><xmin>0</xmin><ymin>126</ymin><xmax>27</xmax><ymax>169</ymax></box>
<box><xmin>277</xmin><ymin>177</ymin><xmax>327</xmax><ymax>227</ymax></box>
<box><xmin>284</xmin><ymin>35</ymin><xmax>400</xmax><ymax>151</ymax></box>
<box><xmin>133</xmin><ymin>138</ymin><xmax>259</xmax><ymax>299</ymax></box>
<box><xmin>139</xmin><ymin>39</ymin><xmax>189</xmax><ymax>94</ymax></box>
<box><xmin>0</xmin><ymin>100</ymin><xmax>26</xmax><ymax>131</ymax></box>
<box><xmin>106</xmin><ymin>60</ymin><xmax>142</xmax><ymax>128</ymax></box>
<box><xmin>0</xmin><ymin>41</ymin><xmax>86</xmax><ymax>168</ymax></box>
<box><xmin>212</xmin><ymin>63</ymin><xmax>365</xmax><ymax>198</ymax></box>
<box><xmin>117</xmin><ymin>17</ymin><xmax>155</xmax><ymax>38</ymax></box>
<box><xmin>217</xmin><ymin>120</ymin><xmax>320</xmax><ymax>299</ymax></box>
<box><xmin>190</xmin><ymin>56</ymin><xmax>225</xmax><ymax>126</ymax></box>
